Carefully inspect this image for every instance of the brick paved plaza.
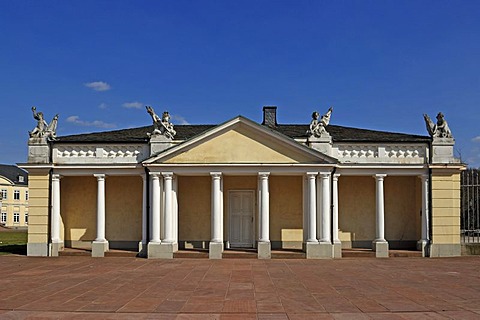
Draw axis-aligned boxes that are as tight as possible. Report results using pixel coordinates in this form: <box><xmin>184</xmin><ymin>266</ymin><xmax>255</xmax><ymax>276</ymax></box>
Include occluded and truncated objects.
<box><xmin>1</xmin><ymin>256</ymin><xmax>479</xmax><ymax>319</ymax></box>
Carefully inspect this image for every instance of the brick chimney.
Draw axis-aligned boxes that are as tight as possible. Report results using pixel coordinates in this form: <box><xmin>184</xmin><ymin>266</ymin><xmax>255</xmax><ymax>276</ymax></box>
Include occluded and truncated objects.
<box><xmin>262</xmin><ymin>106</ymin><xmax>278</xmax><ymax>128</ymax></box>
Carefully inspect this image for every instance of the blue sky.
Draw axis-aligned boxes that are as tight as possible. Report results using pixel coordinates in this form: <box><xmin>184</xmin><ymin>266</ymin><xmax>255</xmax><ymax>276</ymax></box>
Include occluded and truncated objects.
<box><xmin>1</xmin><ymin>1</ymin><xmax>479</xmax><ymax>167</ymax></box>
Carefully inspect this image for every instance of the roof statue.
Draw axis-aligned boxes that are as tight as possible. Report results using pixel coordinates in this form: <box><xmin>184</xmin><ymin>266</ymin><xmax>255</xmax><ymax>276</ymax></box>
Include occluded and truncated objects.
<box><xmin>307</xmin><ymin>107</ymin><xmax>333</xmax><ymax>138</ymax></box>
<box><xmin>423</xmin><ymin>112</ymin><xmax>453</xmax><ymax>139</ymax></box>
<box><xmin>146</xmin><ymin>106</ymin><xmax>176</xmax><ymax>139</ymax></box>
<box><xmin>29</xmin><ymin>106</ymin><xmax>58</xmax><ymax>140</ymax></box>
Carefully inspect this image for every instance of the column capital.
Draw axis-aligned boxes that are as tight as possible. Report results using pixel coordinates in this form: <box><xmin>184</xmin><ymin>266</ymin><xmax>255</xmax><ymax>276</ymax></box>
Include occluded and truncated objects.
<box><xmin>149</xmin><ymin>172</ymin><xmax>160</xmax><ymax>179</ymax></box>
<box><xmin>210</xmin><ymin>172</ymin><xmax>222</xmax><ymax>179</ymax></box>
<box><xmin>333</xmin><ymin>173</ymin><xmax>341</xmax><ymax>180</ymax></box>
<box><xmin>94</xmin><ymin>173</ymin><xmax>106</xmax><ymax>180</ymax></box>
<box><xmin>162</xmin><ymin>172</ymin><xmax>173</xmax><ymax>179</ymax></box>
<box><xmin>52</xmin><ymin>173</ymin><xmax>62</xmax><ymax>180</ymax></box>
<box><xmin>319</xmin><ymin>172</ymin><xmax>330</xmax><ymax>179</ymax></box>
<box><xmin>306</xmin><ymin>172</ymin><xmax>318</xmax><ymax>177</ymax></box>
<box><xmin>258</xmin><ymin>172</ymin><xmax>270</xmax><ymax>179</ymax></box>
<box><xmin>419</xmin><ymin>174</ymin><xmax>429</xmax><ymax>182</ymax></box>
<box><xmin>374</xmin><ymin>173</ymin><xmax>387</xmax><ymax>180</ymax></box>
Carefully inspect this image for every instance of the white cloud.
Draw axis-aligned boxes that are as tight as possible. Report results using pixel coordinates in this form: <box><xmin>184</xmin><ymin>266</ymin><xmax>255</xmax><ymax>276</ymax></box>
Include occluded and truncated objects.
<box><xmin>122</xmin><ymin>101</ymin><xmax>143</xmax><ymax>109</ymax></box>
<box><xmin>84</xmin><ymin>81</ymin><xmax>111</xmax><ymax>92</ymax></box>
<box><xmin>98</xmin><ymin>103</ymin><xmax>108</xmax><ymax>109</ymax></box>
<box><xmin>171</xmin><ymin>114</ymin><xmax>190</xmax><ymax>125</ymax></box>
<box><xmin>66</xmin><ymin>115</ymin><xmax>116</xmax><ymax>128</ymax></box>
<box><xmin>472</xmin><ymin>136</ymin><xmax>480</xmax><ymax>143</ymax></box>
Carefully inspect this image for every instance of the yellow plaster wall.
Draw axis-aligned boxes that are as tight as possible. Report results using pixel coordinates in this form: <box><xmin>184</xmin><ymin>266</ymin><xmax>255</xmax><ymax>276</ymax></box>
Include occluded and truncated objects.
<box><xmin>26</xmin><ymin>169</ymin><xmax>50</xmax><ymax>244</ymax></box>
<box><xmin>338</xmin><ymin>176</ymin><xmax>420</xmax><ymax>245</ymax></box>
<box><xmin>61</xmin><ymin>176</ymin><xmax>96</xmax><ymax>242</ymax></box>
<box><xmin>269</xmin><ymin>176</ymin><xmax>303</xmax><ymax>244</ymax></box>
<box><xmin>338</xmin><ymin>176</ymin><xmax>375</xmax><ymax>242</ymax></box>
<box><xmin>431</xmin><ymin>171</ymin><xmax>461</xmax><ymax>244</ymax></box>
<box><xmin>384</xmin><ymin>176</ymin><xmax>420</xmax><ymax>241</ymax></box>
<box><xmin>164</xmin><ymin>128</ymin><xmax>314</xmax><ymax>164</ymax></box>
<box><xmin>105</xmin><ymin>176</ymin><xmax>142</xmax><ymax>241</ymax></box>
<box><xmin>61</xmin><ymin>176</ymin><xmax>142</xmax><ymax>243</ymax></box>
<box><xmin>178</xmin><ymin>176</ymin><xmax>211</xmax><ymax>241</ymax></box>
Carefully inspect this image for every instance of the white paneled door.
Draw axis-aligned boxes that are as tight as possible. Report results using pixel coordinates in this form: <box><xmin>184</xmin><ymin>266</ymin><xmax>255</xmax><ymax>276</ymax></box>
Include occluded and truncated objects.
<box><xmin>229</xmin><ymin>191</ymin><xmax>254</xmax><ymax>247</ymax></box>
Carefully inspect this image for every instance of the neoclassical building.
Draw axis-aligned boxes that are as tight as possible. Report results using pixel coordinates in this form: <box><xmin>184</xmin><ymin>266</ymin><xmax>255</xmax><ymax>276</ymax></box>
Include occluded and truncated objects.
<box><xmin>0</xmin><ymin>164</ymin><xmax>29</xmax><ymax>228</ymax></box>
<box><xmin>20</xmin><ymin>106</ymin><xmax>464</xmax><ymax>258</ymax></box>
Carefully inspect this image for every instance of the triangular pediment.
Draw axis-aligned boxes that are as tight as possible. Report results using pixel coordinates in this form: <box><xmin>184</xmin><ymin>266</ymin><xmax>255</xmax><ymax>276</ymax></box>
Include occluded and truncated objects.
<box><xmin>143</xmin><ymin>116</ymin><xmax>336</xmax><ymax>165</ymax></box>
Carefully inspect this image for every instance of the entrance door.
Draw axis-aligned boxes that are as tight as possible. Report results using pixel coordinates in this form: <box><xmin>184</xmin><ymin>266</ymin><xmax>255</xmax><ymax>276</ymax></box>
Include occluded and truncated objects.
<box><xmin>229</xmin><ymin>191</ymin><xmax>254</xmax><ymax>248</ymax></box>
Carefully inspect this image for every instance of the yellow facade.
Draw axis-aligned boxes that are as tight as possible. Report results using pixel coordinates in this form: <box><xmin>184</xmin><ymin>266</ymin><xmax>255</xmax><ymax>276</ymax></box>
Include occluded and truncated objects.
<box><xmin>25</xmin><ymin>169</ymin><xmax>49</xmax><ymax>250</ymax></box>
<box><xmin>0</xmin><ymin>177</ymin><xmax>29</xmax><ymax>228</ymax></box>
<box><xmin>430</xmin><ymin>170</ymin><xmax>461</xmax><ymax>255</ymax></box>
<box><xmin>60</xmin><ymin>176</ymin><xmax>143</xmax><ymax>248</ymax></box>
<box><xmin>338</xmin><ymin>176</ymin><xmax>420</xmax><ymax>248</ymax></box>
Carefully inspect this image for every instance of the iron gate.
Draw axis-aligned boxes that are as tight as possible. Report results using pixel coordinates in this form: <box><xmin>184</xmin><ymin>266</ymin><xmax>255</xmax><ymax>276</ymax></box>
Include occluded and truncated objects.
<box><xmin>461</xmin><ymin>168</ymin><xmax>480</xmax><ymax>243</ymax></box>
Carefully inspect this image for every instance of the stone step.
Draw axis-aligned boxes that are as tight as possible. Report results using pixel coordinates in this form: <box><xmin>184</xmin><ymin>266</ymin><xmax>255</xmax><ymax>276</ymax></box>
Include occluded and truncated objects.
<box><xmin>174</xmin><ymin>250</ymin><xmax>209</xmax><ymax>259</ymax></box>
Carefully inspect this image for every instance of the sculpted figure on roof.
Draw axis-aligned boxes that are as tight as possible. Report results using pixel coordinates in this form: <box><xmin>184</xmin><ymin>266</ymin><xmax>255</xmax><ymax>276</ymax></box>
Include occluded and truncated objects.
<box><xmin>29</xmin><ymin>106</ymin><xmax>58</xmax><ymax>140</ymax></box>
<box><xmin>146</xmin><ymin>106</ymin><xmax>176</xmax><ymax>139</ymax></box>
<box><xmin>423</xmin><ymin>112</ymin><xmax>453</xmax><ymax>139</ymax></box>
<box><xmin>307</xmin><ymin>107</ymin><xmax>333</xmax><ymax>138</ymax></box>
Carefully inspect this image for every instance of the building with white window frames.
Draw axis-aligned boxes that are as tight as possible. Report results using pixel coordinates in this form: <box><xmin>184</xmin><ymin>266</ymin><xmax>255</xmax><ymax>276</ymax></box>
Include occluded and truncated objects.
<box><xmin>0</xmin><ymin>164</ymin><xmax>29</xmax><ymax>228</ymax></box>
<box><xmin>20</xmin><ymin>106</ymin><xmax>464</xmax><ymax>258</ymax></box>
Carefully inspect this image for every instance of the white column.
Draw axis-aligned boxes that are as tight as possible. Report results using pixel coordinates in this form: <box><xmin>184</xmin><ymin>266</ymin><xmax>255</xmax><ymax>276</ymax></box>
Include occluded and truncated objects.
<box><xmin>150</xmin><ymin>173</ymin><xmax>161</xmax><ymax>243</ymax></box>
<box><xmin>420</xmin><ymin>175</ymin><xmax>429</xmax><ymax>242</ymax></box>
<box><xmin>259</xmin><ymin>172</ymin><xmax>270</xmax><ymax>242</ymax></box>
<box><xmin>173</xmin><ymin>176</ymin><xmax>178</xmax><ymax>244</ymax></box>
<box><xmin>51</xmin><ymin>174</ymin><xmax>61</xmax><ymax>243</ymax></box>
<box><xmin>374</xmin><ymin>174</ymin><xmax>387</xmax><ymax>242</ymax></box>
<box><xmin>320</xmin><ymin>173</ymin><xmax>331</xmax><ymax>243</ymax></box>
<box><xmin>94</xmin><ymin>174</ymin><xmax>106</xmax><ymax>242</ymax></box>
<box><xmin>211</xmin><ymin>172</ymin><xmax>222</xmax><ymax>243</ymax></box>
<box><xmin>162</xmin><ymin>172</ymin><xmax>174</xmax><ymax>243</ymax></box>
<box><xmin>332</xmin><ymin>174</ymin><xmax>340</xmax><ymax>244</ymax></box>
<box><xmin>141</xmin><ymin>174</ymin><xmax>147</xmax><ymax>246</ymax></box>
<box><xmin>306</xmin><ymin>172</ymin><xmax>318</xmax><ymax>243</ymax></box>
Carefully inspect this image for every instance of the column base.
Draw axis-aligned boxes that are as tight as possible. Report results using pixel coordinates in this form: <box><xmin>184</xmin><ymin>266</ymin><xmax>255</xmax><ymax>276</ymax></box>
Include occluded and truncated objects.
<box><xmin>257</xmin><ymin>241</ymin><xmax>271</xmax><ymax>259</ymax></box>
<box><xmin>305</xmin><ymin>242</ymin><xmax>333</xmax><ymax>259</ymax></box>
<box><xmin>430</xmin><ymin>243</ymin><xmax>461</xmax><ymax>257</ymax></box>
<box><xmin>92</xmin><ymin>240</ymin><xmax>109</xmax><ymax>258</ymax></box>
<box><xmin>209</xmin><ymin>242</ymin><xmax>223</xmax><ymax>259</ymax></box>
<box><xmin>372</xmin><ymin>240</ymin><xmax>389</xmax><ymax>258</ymax></box>
<box><xmin>333</xmin><ymin>240</ymin><xmax>342</xmax><ymax>258</ymax></box>
<box><xmin>417</xmin><ymin>240</ymin><xmax>430</xmax><ymax>257</ymax></box>
<box><xmin>148</xmin><ymin>242</ymin><xmax>176</xmax><ymax>259</ymax></box>
<box><xmin>27</xmin><ymin>242</ymin><xmax>48</xmax><ymax>257</ymax></box>
<box><xmin>50</xmin><ymin>241</ymin><xmax>64</xmax><ymax>257</ymax></box>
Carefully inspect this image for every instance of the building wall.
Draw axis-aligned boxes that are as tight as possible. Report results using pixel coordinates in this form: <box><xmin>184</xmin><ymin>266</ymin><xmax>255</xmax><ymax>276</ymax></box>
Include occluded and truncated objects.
<box><xmin>177</xmin><ymin>176</ymin><xmax>211</xmax><ymax>248</ymax></box>
<box><xmin>0</xmin><ymin>177</ymin><xmax>29</xmax><ymax>228</ymax></box>
<box><xmin>26</xmin><ymin>169</ymin><xmax>49</xmax><ymax>256</ymax></box>
<box><xmin>61</xmin><ymin>175</ymin><xmax>142</xmax><ymax>249</ymax></box>
<box><xmin>269</xmin><ymin>176</ymin><xmax>303</xmax><ymax>248</ymax></box>
<box><xmin>430</xmin><ymin>170</ymin><xmax>461</xmax><ymax>257</ymax></box>
<box><xmin>61</xmin><ymin>176</ymin><xmax>96</xmax><ymax>247</ymax></box>
<box><xmin>338</xmin><ymin>175</ymin><xmax>420</xmax><ymax>248</ymax></box>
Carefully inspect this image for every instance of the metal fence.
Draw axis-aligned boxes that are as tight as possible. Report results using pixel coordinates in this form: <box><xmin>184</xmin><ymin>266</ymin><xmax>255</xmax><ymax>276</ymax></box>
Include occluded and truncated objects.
<box><xmin>461</xmin><ymin>168</ymin><xmax>480</xmax><ymax>243</ymax></box>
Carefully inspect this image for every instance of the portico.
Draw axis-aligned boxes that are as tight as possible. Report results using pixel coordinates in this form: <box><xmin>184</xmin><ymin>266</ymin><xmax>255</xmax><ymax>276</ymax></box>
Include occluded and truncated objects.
<box><xmin>21</xmin><ymin>105</ymin><xmax>463</xmax><ymax>258</ymax></box>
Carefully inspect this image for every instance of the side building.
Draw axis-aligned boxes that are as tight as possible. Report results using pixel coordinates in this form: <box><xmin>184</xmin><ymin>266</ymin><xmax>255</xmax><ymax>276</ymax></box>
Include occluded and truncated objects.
<box><xmin>0</xmin><ymin>164</ymin><xmax>29</xmax><ymax>228</ymax></box>
<box><xmin>19</xmin><ymin>106</ymin><xmax>465</xmax><ymax>258</ymax></box>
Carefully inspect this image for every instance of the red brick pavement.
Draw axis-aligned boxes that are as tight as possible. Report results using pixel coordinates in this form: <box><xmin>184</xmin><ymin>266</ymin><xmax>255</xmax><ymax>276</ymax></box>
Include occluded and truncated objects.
<box><xmin>0</xmin><ymin>256</ymin><xmax>479</xmax><ymax>319</ymax></box>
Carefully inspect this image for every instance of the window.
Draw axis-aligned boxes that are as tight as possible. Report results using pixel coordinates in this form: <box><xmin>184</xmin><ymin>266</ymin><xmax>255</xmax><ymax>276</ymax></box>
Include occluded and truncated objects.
<box><xmin>25</xmin><ymin>191</ymin><xmax>29</xmax><ymax>201</ymax></box>
<box><xmin>1</xmin><ymin>212</ymin><xmax>6</xmax><ymax>223</ymax></box>
<box><xmin>18</xmin><ymin>176</ymin><xmax>24</xmax><ymax>183</ymax></box>
<box><xmin>1</xmin><ymin>189</ymin><xmax>6</xmax><ymax>200</ymax></box>
<box><xmin>25</xmin><ymin>213</ymin><xmax>28</xmax><ymax>224</ymax></box>
<box><xmin>13</xmin><ymin>212</ymin><xmax>19</xmax><ymax>223</ymax></box>
<box><xmin>14</xmin><ymin>190</ymin><xmax>20</xmax><ymax>200</ymax></box>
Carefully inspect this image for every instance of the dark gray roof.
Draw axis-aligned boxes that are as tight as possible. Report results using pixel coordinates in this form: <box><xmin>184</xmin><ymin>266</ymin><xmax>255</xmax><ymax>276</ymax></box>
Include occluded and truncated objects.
<box><xmin>0</xmin><ymin>165</ymin><xmax>28</xmax><ymax>186</ymax></box>
<box><xmin>56</xmin><ymin>123</ymin><xmax>430</xmax><ymax>144</ymax></box>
